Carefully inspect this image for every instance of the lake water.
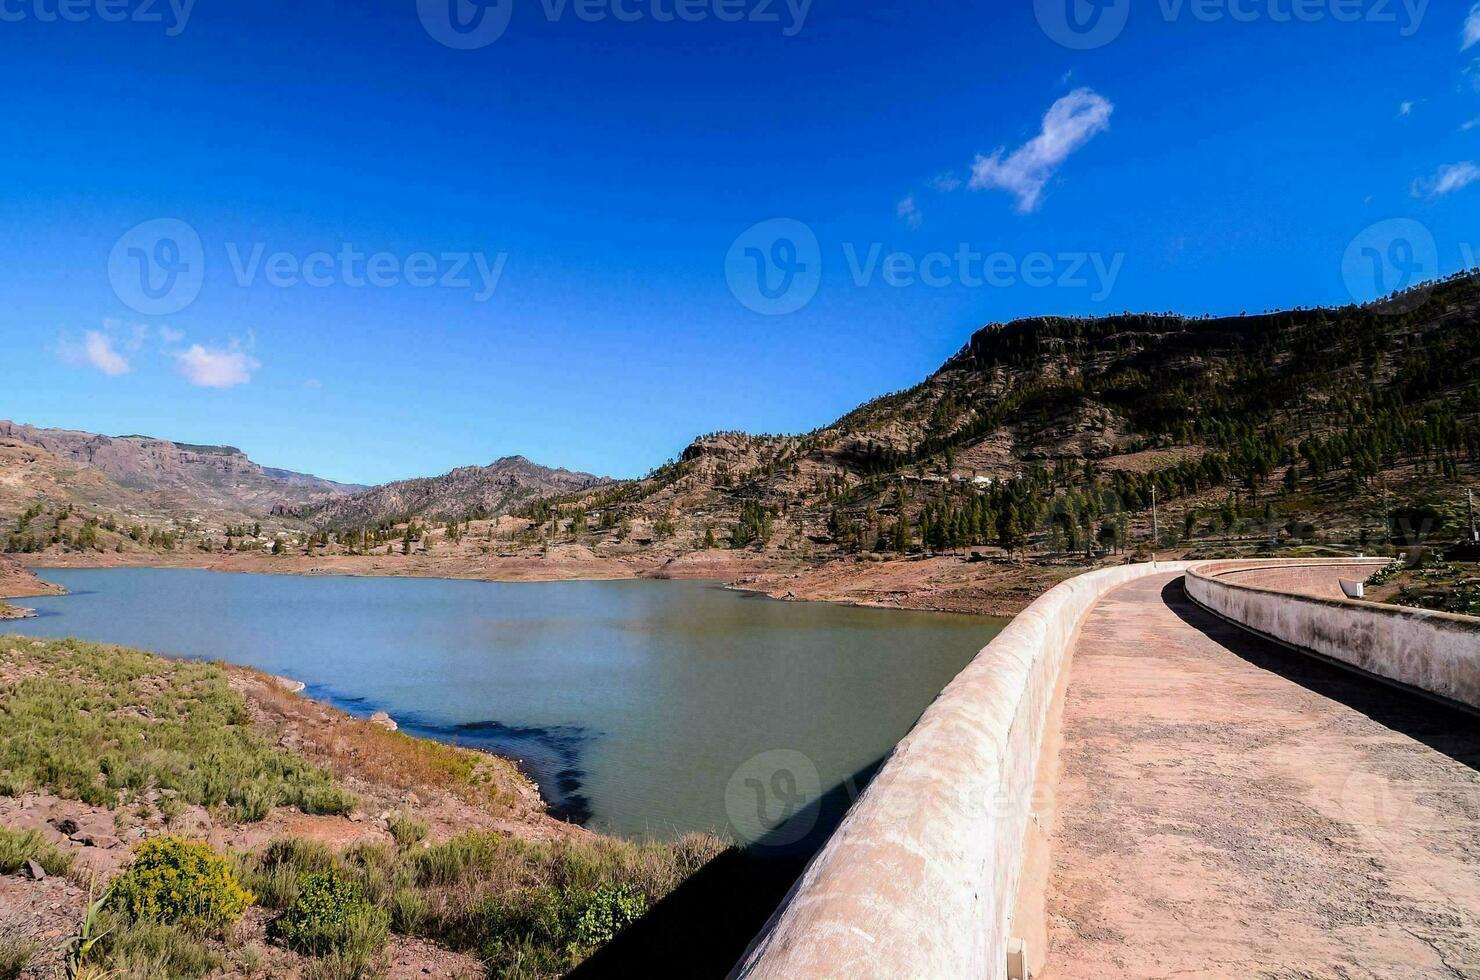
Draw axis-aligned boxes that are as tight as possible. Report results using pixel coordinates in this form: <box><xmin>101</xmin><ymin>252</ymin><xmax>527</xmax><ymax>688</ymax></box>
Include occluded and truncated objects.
<box><xmin>5</xmin><ymin>569</ymin><xmax>1002</xmax><ymax>843</ymax></box>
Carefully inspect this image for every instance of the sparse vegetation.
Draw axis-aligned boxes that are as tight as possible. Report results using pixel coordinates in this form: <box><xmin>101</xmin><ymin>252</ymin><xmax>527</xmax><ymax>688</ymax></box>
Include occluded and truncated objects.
<box><xmin>386</xmin><ymin>810</ymin><xmax>429</xmax><ymax>851</ymax></box>
<box><xmin>0</xmin><ymin>827</ymin><xmax>74</xmax><ymax>876</ymax></box>
<box><xmin>0</xmin><ymin>638</ymin><xmax>354</xmax><ymax>819</ymax></box>
<box><xmin>236</xmin><ymin>829</ymin><xmax>728</xmax><ymax>976</ymax></box>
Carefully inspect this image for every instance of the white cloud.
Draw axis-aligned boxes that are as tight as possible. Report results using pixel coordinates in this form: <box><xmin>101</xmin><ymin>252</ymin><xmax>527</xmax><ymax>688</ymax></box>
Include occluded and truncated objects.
<box><xmin>1464</xmin><ymin>3</ymin><xmax>1480</xmax><ymax>50</ymax></box>
<box><xmin>969</xmin><ymin>88</ymin><xmax>1114</xmax><ymax>213</ymax></box>
<box><xmin>1398</xmin><ymin>101</ymin><xmax>1414</xmax><ymax>116</ymax></box>
<box><xmin>1463</xmin><ymin>117</ymin><xmax>1480</xmax><ymax>131</ymax></box>
<box><xmin>175</xmin><ymin>344</ymin><xmax>259</xmax><ymax>388</ymax></box>
<box><xmin>157</xmin><ymin>326</ymin><xmax>185</xmax><ymax>343</ymax></box>
<box><xmin>1412</xmin><ymin>161</ymin><xmax>1480</xmax><ymax>198</ymax></box>
<box><xmin>897</xmin><ymin>194</ymin><xmax>923</xmax><ymax>228</ymax></box>
<box><xmin>930</xmin><ymin>172</ymin><xmax>963</xmax><ymax>193</ymax></box>
<box><xmin>58</xmin><ymin>329</ymin><xmax>132</xmax><ymax>376</ymax></box>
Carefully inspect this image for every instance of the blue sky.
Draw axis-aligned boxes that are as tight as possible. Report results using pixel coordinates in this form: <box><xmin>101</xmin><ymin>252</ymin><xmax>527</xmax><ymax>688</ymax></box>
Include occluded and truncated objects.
<box><xmin>3</xmin><ymin>0</ymin><xmax>1478</xmax><ymax>483</ymax></box>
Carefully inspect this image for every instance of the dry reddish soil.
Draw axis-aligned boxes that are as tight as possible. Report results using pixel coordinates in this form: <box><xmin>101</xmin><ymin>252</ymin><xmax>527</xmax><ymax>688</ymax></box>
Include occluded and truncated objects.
<box><xmin>28</xmin><ymin>546</ymin><xmax>1118</xmax><ymax>618</ymax></box>
<box><xmin>735</xmin><ymin>554</ymin><xmax>1107</xmax><ymax>617</ymax></box>
<box><xmin>1045</xmin><ymin>572</ymin><xmax>1480</xmax><ymax>979</ymax></box>
<box><xmin>31</xmin><ymin>541</ymin><xmax>801</xmax><ymax>587</ymax></box>
<box><xmin>0</xmin><ymin>555</ymin><xmax>63</xmax><ymax>600</ymax></box>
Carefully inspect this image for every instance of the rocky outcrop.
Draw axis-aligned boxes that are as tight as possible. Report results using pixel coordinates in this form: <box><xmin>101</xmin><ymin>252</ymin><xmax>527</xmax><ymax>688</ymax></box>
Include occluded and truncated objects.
<box><xmin>0</xmin><ymin>555</ymin><xmax>63</xmax><ymax>600</ymax></box>
<box><xmin>306</xmin><ymin>456</ymin><xmax>609</xmax><ymax>528</ymax></box>
<box><xmin>0</xmin><ymin>421</ymin><xmax>363</xmax><ymax>515</ymax></box>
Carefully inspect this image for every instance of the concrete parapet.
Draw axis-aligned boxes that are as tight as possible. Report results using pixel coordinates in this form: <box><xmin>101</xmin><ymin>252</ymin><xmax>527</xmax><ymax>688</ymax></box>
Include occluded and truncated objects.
<box><xmin>1186</xmin><ymin>558</ymin><xmax>1480</xmax><ymax>712</ymax></box>
<box><xmin>731</xmin><ymin>561</ymin><xmax>1192</xmax><ymax>980</ymax></box>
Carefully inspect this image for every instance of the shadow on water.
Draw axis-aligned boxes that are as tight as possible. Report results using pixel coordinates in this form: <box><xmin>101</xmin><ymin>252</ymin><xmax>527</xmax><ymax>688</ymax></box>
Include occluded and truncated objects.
<box><xmin>300</xmin><ymin>684</ymin><xmax>599</xmax><ymax>823</ymax></box>
<box><xmin>569</xmin><ymin>755</ymin><xmax>887</xmax><ymax>980</ymax></box>
<box><xmin>1162</xmin><ymin>578</ymin><xmax>1480</xmax><ymax>771</ymax></box>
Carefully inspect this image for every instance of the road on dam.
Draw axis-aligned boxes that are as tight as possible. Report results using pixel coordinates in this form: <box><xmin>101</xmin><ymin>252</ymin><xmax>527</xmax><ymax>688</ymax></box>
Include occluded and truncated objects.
<box><xmin>1045</xmin><ymin>571</ymin><xmax>1480</xmax><ymax>979</ymax></box>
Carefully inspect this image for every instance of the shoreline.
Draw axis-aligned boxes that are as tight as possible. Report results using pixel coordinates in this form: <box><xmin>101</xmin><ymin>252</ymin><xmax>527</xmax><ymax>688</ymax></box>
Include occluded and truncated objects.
<box><xmin>22</xmin><ymin>548</ymin><xmax>1106</xmax><ymax>619</ymax></box>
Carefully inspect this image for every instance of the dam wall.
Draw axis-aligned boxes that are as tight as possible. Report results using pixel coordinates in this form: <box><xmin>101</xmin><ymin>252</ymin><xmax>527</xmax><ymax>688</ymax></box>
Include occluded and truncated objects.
<box><xmin>1185</xmin><ymin>558</ymin><xmax>1480</xmax><ymax>712</ymax></box>
<box><xmin>731</xmin><ymin>560</ymin><xmax>1193</xmax><ymax>980</ymax></box>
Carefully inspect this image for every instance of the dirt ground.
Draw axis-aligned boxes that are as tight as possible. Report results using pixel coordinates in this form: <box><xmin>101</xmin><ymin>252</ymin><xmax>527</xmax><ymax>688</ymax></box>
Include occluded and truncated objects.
<box><xmin>1045</xmin><ymin>572</ymin><xmax>1480</xmax><ymax>979</ymax></box>
<box><xmin>28</xmin><ymin>547</ymin><xmax>1108</xmax><ymax>618</ymax></box>
<box><xmin>735</xmin><ymin>554</ymin><xmax>1103</xmax><ymax>617</ymax></box>
<box><xmin>0</xmin><ymin>555</ymin><xmax>64</xmax><ymax>601</ymax></box>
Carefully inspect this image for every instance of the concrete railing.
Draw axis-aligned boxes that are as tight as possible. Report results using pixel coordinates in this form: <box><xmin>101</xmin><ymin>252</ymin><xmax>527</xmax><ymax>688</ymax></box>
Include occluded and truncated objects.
<box><xmin>731</xmin><ymin>560</ymin><xmax>1192</xmax><ymax>980</ymax></box>
<box><xmin>1185</xmin><ymin>559</ymin><xmax>1480</xmax><ymax>712</ymax></box>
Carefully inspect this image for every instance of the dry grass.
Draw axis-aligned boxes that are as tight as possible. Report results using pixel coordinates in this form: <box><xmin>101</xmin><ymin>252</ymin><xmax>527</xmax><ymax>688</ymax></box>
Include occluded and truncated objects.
<box><xmin>238</xmin><ymin>671</ymin><xmax>532</xmax><ymax>816</ymax></box>
<box><xmin>236</xmin><ymin>830</ymin><xmax>731</xmax><ymax>976</ymax></box>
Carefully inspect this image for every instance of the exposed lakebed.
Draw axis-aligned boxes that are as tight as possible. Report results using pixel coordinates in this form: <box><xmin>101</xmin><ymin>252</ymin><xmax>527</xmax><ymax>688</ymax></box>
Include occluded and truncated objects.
<box><xmin>6</xmin><ymin>568</ymin><xmax>1002</xmax><ymax>842</ymax></box>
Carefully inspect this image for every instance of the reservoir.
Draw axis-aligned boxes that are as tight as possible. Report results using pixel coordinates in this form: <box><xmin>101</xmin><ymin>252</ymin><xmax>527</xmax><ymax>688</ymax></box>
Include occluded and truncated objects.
<box><xmin>5</xmin><ymin>568</ymin><xmax>1002</xmax><ymax>842</ymax></box>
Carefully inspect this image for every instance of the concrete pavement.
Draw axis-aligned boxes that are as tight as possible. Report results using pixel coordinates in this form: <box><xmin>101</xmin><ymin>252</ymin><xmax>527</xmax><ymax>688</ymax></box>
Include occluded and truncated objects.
<box><xmin>1045</xmin><ymin>572</ymin><xmax>1480</xmax><ymax>979</ymax></box>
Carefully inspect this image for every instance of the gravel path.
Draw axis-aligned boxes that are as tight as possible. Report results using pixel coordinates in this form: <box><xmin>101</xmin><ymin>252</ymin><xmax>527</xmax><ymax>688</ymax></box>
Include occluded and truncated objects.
<box><xmin>1045</xmin><ymin>572</ymin><xmax>1480</xmax><ymax>979</ymax></box>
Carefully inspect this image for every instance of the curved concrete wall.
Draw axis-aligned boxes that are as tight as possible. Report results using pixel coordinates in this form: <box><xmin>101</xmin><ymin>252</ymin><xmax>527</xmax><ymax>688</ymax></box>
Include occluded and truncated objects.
<box><xmin>1186</xmin><ymin>559</ymin><xmax>1480</xmax><ymax>712</ymax></box>
<box><xmin>731</xmin><ymin>561</ymin><xmax>1192</xmax><ymax>980</ymax></box>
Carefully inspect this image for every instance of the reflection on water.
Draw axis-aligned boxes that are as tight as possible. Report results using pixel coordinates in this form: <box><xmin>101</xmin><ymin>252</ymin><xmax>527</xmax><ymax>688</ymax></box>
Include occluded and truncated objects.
<box><xmin>6</xmin><ymin>568</ymin><xmax>1003</xmax><ymax>841</ymax></box>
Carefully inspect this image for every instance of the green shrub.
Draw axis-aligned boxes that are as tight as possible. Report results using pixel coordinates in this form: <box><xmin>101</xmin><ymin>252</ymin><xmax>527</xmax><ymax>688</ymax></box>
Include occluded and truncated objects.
<box><xmin>301</xmin><ymin>785</ymin><xmax>357</xmax><ymax>816</ymax></box>
<box><xmin>238</xmin><ymin>837</ymin><xmax>336</xmax><ymax>909</ymax></box>
<box><xmin>270</xmin><ymin>869</ymin><xmax>390</xmax><ymax>959</ymax></box>
<box><xmin>0</xmin><ymin>827</ymin><xmax>73</xmax><ymax>876</ymax></box>
<box><xmin>573</xmin><ymin>883</ymin><xmax>648</xmax><ymax>946</ymax></box>
<box><xmin>229</xmin><ymin>784</ymin><xmax>280</xmax><ymax>823</ymax></box>
<box><xmin>259</xmin><ymin>836</ymin><xmax>336</xmax><ymax>875</ymax></box>
<box><xmin>386</xmin><ymin>811</ymin><xmax>428</xmax><ymax>851</ymax></box>
<box><xmin>109</xmin><ymin>836</ymin><xmax>254</xmax><ymax>930</ymax></box>
<box><xmin>389</xmin><ymin>887</ymin><xmax>428</xmax><ymax>935</ymax></box>
<box><xmin>93</xmin><ymin>913</ymin><xmax>221</xmax><ymax>979</ymax></box>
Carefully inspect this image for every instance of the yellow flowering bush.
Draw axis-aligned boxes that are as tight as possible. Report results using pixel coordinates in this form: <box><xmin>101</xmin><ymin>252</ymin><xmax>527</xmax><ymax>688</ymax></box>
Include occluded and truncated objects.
<box><xmin>109</xmin><ymin>836</ymin><xmax>254</xmax><ymax>930</ymax></box>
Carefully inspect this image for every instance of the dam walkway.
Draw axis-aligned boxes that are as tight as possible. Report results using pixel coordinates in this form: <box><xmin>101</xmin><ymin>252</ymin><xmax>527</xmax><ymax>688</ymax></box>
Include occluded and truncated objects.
<box><xmin>1046</xmin><ymin>571</ymin><xmax>1480</xmax><ymax>979</ymax></box>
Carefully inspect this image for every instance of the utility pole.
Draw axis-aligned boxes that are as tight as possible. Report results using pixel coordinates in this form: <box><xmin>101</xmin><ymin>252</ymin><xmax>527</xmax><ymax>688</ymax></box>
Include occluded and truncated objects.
<box><xmin>1151</xmin><ymin>485</ymin><xmax>1159</xmax><ymax>553</ymax></box>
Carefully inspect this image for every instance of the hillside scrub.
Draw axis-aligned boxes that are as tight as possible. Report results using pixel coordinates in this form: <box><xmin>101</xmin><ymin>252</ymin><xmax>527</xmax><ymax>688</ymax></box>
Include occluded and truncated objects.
<box><xmin>0</xmin><ymin>637</ymin><xmax>352</xmax><ymax>820</ymax></box>
<box><xmin>238</xmin><ymin>829</ymin><xmax>727</xmax><ymax>976</ymax></box>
